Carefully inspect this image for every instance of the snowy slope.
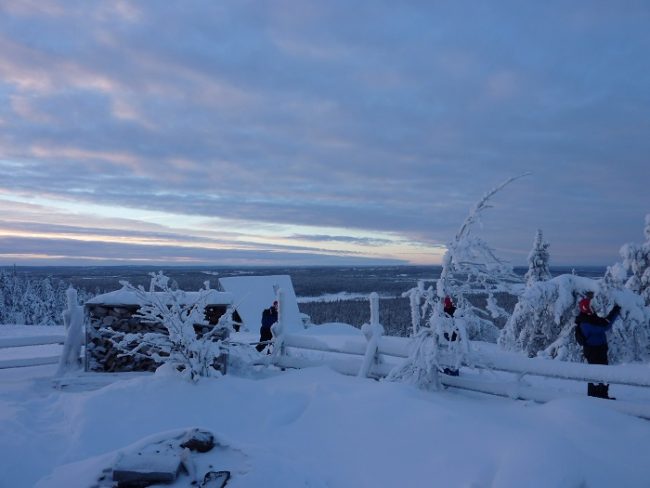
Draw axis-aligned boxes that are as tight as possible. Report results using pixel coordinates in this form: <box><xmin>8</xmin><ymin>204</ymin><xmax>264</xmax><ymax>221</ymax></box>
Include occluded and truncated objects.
<box><xmin>1</xmin><ymin>324</ymin><xmax>650</xmax><ymax>487</ymax></box>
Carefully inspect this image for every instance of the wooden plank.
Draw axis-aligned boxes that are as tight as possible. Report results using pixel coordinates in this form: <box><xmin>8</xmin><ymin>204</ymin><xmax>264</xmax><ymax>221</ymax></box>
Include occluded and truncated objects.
<box><xmin>441</xmin><ymin>375</ymin><xmax>650</xmax><ymax>420</ymax></box>
<box><xmin>283</xmin><ymin>333</ymin><xmax>650</xmax><ymax>388</ymax></box>
<box><xmin>0</xmin><ymin>335</ymin><xmax>65</xmax><ymax>349</ymax></box>
<box><xmin>0</xmin><ymin>355</ymin><xmax>60</xmax><ymax>369</ymax></box>
<box><xmin>469</xmin><ymin>350</ymin><xmax>650</xmax><ymax>388</ymax></box>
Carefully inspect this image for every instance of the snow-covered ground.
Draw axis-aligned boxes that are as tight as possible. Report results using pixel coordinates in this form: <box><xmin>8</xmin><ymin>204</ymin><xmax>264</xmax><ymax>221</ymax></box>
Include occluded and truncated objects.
<box><xmin>2</xmin><ymin>324</ymin><xmax>650</xmax><ymax>487</ymax></box>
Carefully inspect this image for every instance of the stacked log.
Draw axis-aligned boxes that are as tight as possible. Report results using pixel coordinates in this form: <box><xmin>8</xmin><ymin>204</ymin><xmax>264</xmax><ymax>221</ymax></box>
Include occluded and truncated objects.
<box><xmin>85</xmin><ymin>301</ymin><xmax>232</xmax><ymax>373</ymax></box>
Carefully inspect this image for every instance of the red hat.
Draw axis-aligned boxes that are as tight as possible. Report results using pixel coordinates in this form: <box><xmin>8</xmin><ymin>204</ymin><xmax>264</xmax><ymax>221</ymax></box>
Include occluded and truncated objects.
<box><xmin>579</xmin><ymin>297</ymin><xmax>592</xmax><ymax>314</ymax></box>
<box><xmin>444</xmin><ymin>296</ymin><xmax>453</xmax><ymax>308</ymax></box>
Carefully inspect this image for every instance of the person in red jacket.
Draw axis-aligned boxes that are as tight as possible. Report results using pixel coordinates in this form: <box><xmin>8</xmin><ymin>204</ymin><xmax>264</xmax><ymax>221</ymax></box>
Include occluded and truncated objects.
<box><xmin>575</xmin><ymin>292</ymin><xmax>620</xmax><ymax>399</ymax></box>
<box><xmin>441</xmin><ymin>296</ymin><xmax>459</xmax><ymax>376</ymax></box>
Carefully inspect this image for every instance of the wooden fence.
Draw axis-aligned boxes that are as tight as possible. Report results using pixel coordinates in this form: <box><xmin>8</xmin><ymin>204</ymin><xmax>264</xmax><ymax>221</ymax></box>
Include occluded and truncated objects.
<box><xmin>0</xmin><ymin>334</ymin><xmax>65</xmax><ymax>369</ymax></box>
<box><xmin>255</xmin><ymin>324</ymin><xmax>650</xmax><ymax>421</ymax></box>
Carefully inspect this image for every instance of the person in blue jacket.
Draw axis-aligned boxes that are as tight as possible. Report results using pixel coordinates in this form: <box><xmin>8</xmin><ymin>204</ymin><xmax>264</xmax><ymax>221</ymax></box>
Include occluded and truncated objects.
<box><xmin>256</xmin><ymin>301</ymin><xmax>278</xmax><ymax>353</ymax></box>
<box><xmin>575</xmin><ymin>292</ymin><xmax>620</xmax><ymax>399</ymax></box>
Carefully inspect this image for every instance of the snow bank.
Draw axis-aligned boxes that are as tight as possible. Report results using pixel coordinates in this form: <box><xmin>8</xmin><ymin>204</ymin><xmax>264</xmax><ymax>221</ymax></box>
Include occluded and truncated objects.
<box><xmin>86</xmin><ymin>288</ymin><xmax>232</xmax><ymax>306</ymax></box>
<box><xmin>3</xmin><ymin>365</ymin><xmax>650</xmax><ymax>487</ymax></box>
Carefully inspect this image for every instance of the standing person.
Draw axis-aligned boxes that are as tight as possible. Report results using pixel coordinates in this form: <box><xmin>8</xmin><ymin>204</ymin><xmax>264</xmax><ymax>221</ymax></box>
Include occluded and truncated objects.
<box><xmin>256</xmin><ymin>301</ymin><xmax>278</xmax><ymax>353</ymax></box>
<box><xmin>441</xmin><ymin>296</ymin><xmax>459</xmax><ymax>376</ymax></box>
<box><xmin>443</xmin><ymin>296</ymin><xmax>456</xmax><ymax>318</ymax></box>
<box><xmin>575</xmin><ymin>292</ymin><xmax>620</xmax><ymax>399</ymax></box>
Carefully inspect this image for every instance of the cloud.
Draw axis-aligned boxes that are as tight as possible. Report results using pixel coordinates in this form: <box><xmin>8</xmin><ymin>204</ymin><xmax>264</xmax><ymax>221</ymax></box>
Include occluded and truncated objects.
<box><xmin>290</xmin><ymin>234</ymin><xmax>395</xmax><ymax>246</ymax></box>
<box><xmin>0</xmin><ymin>1</ymin><xmax>648</xmax><ymax>266</ymax></box>
<box><xmin>0</xmin><ymin>236</ymin><xmax>406</xmax><ymax>266</ymax></box>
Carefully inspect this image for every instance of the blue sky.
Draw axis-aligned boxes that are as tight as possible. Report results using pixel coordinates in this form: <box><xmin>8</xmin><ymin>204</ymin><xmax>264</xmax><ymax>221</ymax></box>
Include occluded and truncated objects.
<box><xmin>0</xmin><ymin>1</ymin><xmax>648</xmax><ymax>267</ymax></box>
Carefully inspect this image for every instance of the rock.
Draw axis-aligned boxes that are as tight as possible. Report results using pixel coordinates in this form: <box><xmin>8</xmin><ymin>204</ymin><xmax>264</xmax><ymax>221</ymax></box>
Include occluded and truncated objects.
<box><xmin>180</xmin><ymin>429</ymin><xmax>216</xmax><ymax>453</ymax></box>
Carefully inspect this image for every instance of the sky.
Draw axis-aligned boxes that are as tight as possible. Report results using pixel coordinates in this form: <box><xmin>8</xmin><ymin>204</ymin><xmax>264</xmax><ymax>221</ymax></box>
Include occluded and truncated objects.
<box><xmin>1</xmin><ymin>1</ymin><xmax>648</xmax><ymax>267</ymax></box>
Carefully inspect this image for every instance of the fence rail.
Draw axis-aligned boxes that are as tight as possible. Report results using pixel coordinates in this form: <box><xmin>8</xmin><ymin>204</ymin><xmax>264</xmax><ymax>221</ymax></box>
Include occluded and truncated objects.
<box><xmin>0</xmin><ymin>334</ymin><xmax>65</xmax><ymax>369</ymax></box>
<box><xmin>259</xmin><ymin>330</ymin><xmax>650</xmax><ymax>420</ymax></box>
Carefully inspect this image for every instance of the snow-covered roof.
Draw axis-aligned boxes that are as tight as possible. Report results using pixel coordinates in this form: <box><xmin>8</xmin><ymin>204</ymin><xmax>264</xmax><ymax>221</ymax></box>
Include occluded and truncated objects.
<box><xmin>85</xmin><ymin>288</ymin><xmax>233</xmax><ymax>307</ymax></box>
<box><xmin>218</xmin><ymin>275</ymin><xmax>303</xmax><ymax>332</ymax></box>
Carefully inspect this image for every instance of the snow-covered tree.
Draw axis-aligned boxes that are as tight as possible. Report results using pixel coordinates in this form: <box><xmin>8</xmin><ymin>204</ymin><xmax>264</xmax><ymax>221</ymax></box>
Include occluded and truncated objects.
<box><xmin>505</xmin><ymin>265</ymin><xmax>650</xmax><ymax>363</ymax></box>
<box><xmin>499</xmin><ymin>274</ymin><xmax>593</xmax><ymax>359</ymax></box>
<box><xmin>524</xmin><ymin>229</ymin><xmax>552</xmax><ymax>285</ymax></box>
<box><xmin>0</xmin><ymin>269</ymin><xmax>88</xmax><ymax>325</ymax></box>
<box><xmin>593</xmin><ymin>264</ymin><xmax>650</xmax><ymax>362</ymax></box>
<box><xmin>501</xmin><ymin>214</ymin><xmax>650</xmax><ymax>364</ymax></box>
<box><xmin>421</xmin><ymin>175</ymin><xmax>525</xmax><ymax>346</ymax></box>
<box><xmin>389</xmin><ymin>177</ymin><xmax>525</xmax><ymax>387</ymax></box>
<box><xmin>620</xmin><ymin>214</ymin><xmax>650</xmax><ymax>305</ymax></box>
<box><xmin>109</xmin><ymin>272</ymin><xmax>233</xmax><ymax>382</ymax></box>
<box><xmin>0</xmin><ymin>267</ymin><xmax>26</xmax><ymax>324</ymax></box>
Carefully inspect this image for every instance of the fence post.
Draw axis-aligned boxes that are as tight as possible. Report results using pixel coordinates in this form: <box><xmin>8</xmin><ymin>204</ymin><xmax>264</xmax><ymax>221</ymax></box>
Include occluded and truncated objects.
<box><xmin>270</xmin><ymin>288</ymin><xmax>286</xmax><ymax>362</ymax></box>
<box><xmin>359</xmin><ymin>292</ymin><xmax>385</xmax><ymax>378</ymax></box>
<box><xmin>408</xmin><ymin>288</ymin><xmax>421</xmax><ymax>336</ymax></box>
<box><xmin>56</xmin><ymin>286</ymin><xmax>85</xmax><ymax>377</ymax></box>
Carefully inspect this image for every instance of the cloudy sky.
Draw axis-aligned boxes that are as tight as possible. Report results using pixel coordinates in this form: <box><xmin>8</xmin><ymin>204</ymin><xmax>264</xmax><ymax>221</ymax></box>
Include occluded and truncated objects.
<box><xmin>1</xmin><ymin>1</ymin><xmax>648</xmax><ymax>267</ymax></box>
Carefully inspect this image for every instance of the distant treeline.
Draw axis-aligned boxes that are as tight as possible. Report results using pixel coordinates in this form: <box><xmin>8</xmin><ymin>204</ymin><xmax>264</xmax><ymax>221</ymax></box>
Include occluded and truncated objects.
<box><xmin>0</xmin><ymin>265</ymin><xmax>601</xmax><ymax>329</ymax></box>
<box><xmin>0</xmin><ymin>268</ymin><xmax>93</xmax><ymax>325</ymax></box>
<box><xmin>299</xmin><ymin>291</ymin><xmax>520</xmax><ymax>337</ymax></box>
<box><xmin>299</xmin><ymin>297</ymin><xmax>413</xmax><ymax>336</ymax></box>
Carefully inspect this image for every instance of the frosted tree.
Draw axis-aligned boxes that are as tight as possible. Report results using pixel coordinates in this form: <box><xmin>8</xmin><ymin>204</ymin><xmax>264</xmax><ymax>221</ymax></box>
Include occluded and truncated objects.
<box><xmin>518</xmin><ymin>265</ymin><xmax>650</xmax><ymax>364</ymax></box>
<box><xmin>1</xmin><ymin>268</ymin><xmax>26</xmax><ymax>324</ymax></box>
<box><xmin>524</xmin><ymin>229</ymin><xmax>552</xmax><ymax>285</ymax></box>
<box><xmin>386</xmin><ymin>325</ymin><xmax>442</xmax><ymax>389</ymax></box>
<box><xmin>389</xmin><ymin>176</ymin><xmax>525</xmax><ymax>387</ymax></box>
<box><xmin>0</xmin><ymin>269</ymin><xmax>87</xmax><ymax>325</ymax></box>
<box><xmin>593</xmin><ymin>264</ymin><xmax>650</xmax><ymax>362</ymax></box>
<box><xmin>620</xmin><ymin>214</ymin><xmax>650</xmax><ymax>305</ymax></box>
<box><xmin>499</xmin><ymin>230</ymin><xmax>558</xmax><ymax>356</ymax></box>
<box><xmin>39</xmin><ymin>277</ymin><xmax>62</xmax><ymax>325</ymax></box>
<box><xmin>499</xmin><ymin>274</ymin><xmax>592</xmax><ymax>359</ymax></box>
<box><xmin>109</xmin><ymin>272</ymin><xmax>233</xmax><ymax>382</ymax></box>
<box><xmin>435</xmin><ymin>175</ymin><xmax>527</xmax><ymax>340</ymax></box>
<box><xmin>23</xmin><ymin>278</ymin><xmax>60</xmax><ymax>325</ymax></box>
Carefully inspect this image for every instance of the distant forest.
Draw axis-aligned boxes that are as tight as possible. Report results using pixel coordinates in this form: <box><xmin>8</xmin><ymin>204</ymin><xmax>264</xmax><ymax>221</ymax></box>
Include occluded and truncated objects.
<box><xmin>0</xmin><ymin>265</ymin><xmax>605</xmax><ymax>331</ymax></box>
<box><xmin>299</xmin><ymin>297</ymin><xmax>412</xmax><ymax>336</ymax></box>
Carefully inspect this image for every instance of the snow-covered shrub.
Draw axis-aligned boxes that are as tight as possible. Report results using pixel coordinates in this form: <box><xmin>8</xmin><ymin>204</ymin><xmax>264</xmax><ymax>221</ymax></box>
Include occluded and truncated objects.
<box><xmin>109</xmin><ymin>272</ymin><xmax>233</xmax><ymax>382</ymax></box>
<box><xmin>504</xmin><ymin>266</ymin><xmax>650</xmax><ymax>363</ymax></box>
<box><xmin>386</xmin><ymin>326</ymin><xmax>441</xmax><ymax>390</ymax></box>
<box><xmin>591</xmin><ymin>264</ymin><xmax>650</xmax><ymax>363</ymax></box>
<box><xmin>620</xmin><ymin>214</ymin><xmax>650</xmax><ymax>306</ymax></box>
<box><xmin>499</xmin><ymin>274</ymin><xmax>593</xmax><ymax>359</ymax></box>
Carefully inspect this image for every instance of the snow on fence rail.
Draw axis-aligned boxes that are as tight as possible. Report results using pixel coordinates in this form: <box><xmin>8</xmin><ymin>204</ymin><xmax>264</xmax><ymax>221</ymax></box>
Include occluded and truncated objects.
<box><xmin>275</xmin><ymin>333</ymin><xmax>650</xmax><ymax>386</ymax></box>
<box><xmin>256</xmin><ymin>325</ymin><xmax>650</xmax><ymax>420</ymax></box>
<box><xmin>0</xmin><ymin>334</ymin><xmax>65</xmax><ymax>369</ymax></box>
